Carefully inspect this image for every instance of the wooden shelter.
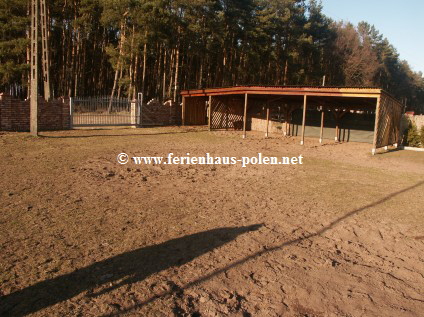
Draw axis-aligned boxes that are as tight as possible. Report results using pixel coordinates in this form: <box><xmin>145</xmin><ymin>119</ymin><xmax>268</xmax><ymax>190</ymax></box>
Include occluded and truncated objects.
<box><xmin>180</xmin><ymin>86</ymin><xmax>403</xmax><ymax>154</ymax></box>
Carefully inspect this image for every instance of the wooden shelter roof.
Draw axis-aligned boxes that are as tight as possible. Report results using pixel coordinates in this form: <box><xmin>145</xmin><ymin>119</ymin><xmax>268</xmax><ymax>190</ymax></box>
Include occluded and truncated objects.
<box><xmin>180</xmin><ymin>85</ymin><xmax>399</xmax><ymax>102</ymax></box>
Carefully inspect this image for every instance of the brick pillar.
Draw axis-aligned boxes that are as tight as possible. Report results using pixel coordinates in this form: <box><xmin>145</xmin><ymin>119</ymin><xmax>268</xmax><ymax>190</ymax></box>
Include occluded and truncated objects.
<box><xmin>131</xmin><ymin>100</ymin><xmax>139</xmax><ymax>128</ymax></box>
<box><xmin>62</xmin><ymin>97</ymin><xmax>71</xmax><ymax>129</ymax></box>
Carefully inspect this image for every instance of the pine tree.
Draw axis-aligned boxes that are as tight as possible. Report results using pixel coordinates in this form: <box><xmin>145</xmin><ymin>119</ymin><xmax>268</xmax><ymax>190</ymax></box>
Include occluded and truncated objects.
<box><xmin>0</xmin><ymin>0</ymin><xmax>29</xmax><ymax>96</ymax></box>
<box><xmin>0</xmin><ymin>0</ymin><xmax>423</xmax><ymax>111</ymax></box>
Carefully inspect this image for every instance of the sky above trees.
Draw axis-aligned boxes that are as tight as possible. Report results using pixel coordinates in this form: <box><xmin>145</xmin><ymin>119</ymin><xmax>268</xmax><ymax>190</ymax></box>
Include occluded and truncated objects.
<box><xmin>321</xmin><ymin>0</ymin><xmax>424</xmax><ymax>74</ymax></box>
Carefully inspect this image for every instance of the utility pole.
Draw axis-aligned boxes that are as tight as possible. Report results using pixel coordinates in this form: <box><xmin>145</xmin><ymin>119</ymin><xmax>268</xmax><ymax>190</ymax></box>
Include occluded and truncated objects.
<box><xmin>30</xmin><ymin>0</ymin><xmax>39</xmax><ymax>136</ymax></box>
<box><xmin>30</xmin><ymin>0</ymin><xmax>51</xmax><ymax>136</ymax></box>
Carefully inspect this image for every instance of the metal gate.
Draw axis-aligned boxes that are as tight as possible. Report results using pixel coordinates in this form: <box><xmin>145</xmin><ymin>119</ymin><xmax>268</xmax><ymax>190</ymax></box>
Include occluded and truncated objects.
<box><xmin>70</xmin><ymin>96</ymin><xmax>140</xmax><ymax>127</ymax></box>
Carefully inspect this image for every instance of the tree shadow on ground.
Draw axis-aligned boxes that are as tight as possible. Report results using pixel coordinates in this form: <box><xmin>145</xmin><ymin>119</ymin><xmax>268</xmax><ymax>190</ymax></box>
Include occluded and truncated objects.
<box><xmin>0</xmin><ymin>225</ymin><xmax>262</xmax><ymax>317</ymax></box>
<box><xmin>1</xmin><ymin>181</ymin><xmax>422</xmax><ymax>316</ymax></box>
<box><xmin>38</xmin><ymin>128</ymin><xmax>205</xmax><ymax>139</ymax></box>
<box><xmin>109</xmin><ymin>180</ymin><xmax>424</xmax><ymax>316</ymax></box>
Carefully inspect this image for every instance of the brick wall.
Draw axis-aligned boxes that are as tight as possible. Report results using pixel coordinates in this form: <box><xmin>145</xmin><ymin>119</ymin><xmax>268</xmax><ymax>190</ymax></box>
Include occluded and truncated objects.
<box><xmin>142</xmin><ymin>99</ymin><xmax>181</xmax><ymax>125</ymax></box>
<box><xmin>0</xmin><ymin>94</ymin><xmax>70</xmax><ymax>132</ymax></box>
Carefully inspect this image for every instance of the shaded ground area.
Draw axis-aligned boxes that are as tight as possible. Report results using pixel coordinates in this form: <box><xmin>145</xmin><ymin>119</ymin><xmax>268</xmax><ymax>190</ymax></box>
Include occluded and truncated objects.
<box><xmin>0</xmin><ymin>127</ymin><xmax>423</xmax><ymax>317</ymax></box>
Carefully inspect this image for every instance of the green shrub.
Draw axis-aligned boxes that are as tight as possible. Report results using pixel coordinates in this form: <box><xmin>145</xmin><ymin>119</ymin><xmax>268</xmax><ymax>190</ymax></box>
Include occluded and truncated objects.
<box><xmin>405</xmin><ymin>122</ymin><xmax>421</xmax><ymax>147</ymax></box>
<box><xmin>420</xmin><ymin>126</ymin><xmax>424</xmax><ymax>148</ymax></box>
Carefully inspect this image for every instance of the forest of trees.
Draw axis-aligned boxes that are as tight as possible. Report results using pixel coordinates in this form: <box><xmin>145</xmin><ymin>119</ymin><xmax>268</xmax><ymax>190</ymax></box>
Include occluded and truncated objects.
<box><xmin>1</xmin><ymin>0</ymin><xmax>423</xmax><ymax>113</ymax></box>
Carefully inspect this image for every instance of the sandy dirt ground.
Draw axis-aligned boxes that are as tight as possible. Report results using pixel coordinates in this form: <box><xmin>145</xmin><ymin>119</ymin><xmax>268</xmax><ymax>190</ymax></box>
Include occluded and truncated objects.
<box><xmin>0</xmin><ymin>126</ymin><xmax>423</xmax><ymax>317</ymax></box>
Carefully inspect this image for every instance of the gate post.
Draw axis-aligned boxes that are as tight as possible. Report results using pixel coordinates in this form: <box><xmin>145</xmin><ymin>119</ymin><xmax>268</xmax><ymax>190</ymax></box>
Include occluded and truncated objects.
<box><xmin>131</xmin><ymin>100</ymin><xmax>138</xmax><ymax>128</ymax></box>
<box><xmin>138</xmin><ymin>93</ymin><xmax>143</xmax><ymax>128</ymax></box>
<box><xmin>69</xmin><ymin>97</ymin><xmax>74</xmax><ymax>129</ymax></box>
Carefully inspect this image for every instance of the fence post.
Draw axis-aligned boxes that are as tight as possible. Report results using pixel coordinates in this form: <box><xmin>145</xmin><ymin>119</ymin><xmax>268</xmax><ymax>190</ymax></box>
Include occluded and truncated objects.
<box><xmin>131</xmin><ymin>100</ymin><xmax>137</xmax><ymax>128</ymax></box>
<box><xmin>138</xmin><ymin>93</ymin><xmax>143</xmax><ymax>128</ymax></box>
<box><xmin>69</xmin><ymin>97</ymin><xmax>74</xmax><ymax>129</ymax></box>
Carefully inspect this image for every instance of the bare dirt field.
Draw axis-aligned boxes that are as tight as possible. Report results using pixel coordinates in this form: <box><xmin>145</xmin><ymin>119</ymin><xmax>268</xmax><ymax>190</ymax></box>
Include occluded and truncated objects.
<box><xmin>0</xmin><ymin>126</ymin><xmax>423</xmax><ymax>317</ymax></box>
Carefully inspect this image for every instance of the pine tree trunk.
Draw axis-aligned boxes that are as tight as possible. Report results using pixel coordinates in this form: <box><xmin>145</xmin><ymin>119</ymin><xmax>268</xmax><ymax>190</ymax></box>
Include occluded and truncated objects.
<box><xmin>74</xmin><ymin>30</ymin><xmax>81</xmax><ymax>96</ymax></box>
<box><xmin>117</xmin><ymin>64</ymin><xmax>124</xmax><ymax>99</ymax></box>
<box><xmin>109</xmin><ymin>19</ymin><xmax>126</xmax><ymax>112</ymax></box>
<box><xmin>173</xmin><ymin>46</ymin><xmax>180</xmax><ymax>102</ymax></box>
<box><xmin>198</xmin><ymin>61</ymin><xmax>203</xmax><ymax>88</ymax></box>
<box><xmin>156</xmin><ymin>44</ymin><xmax>163</xmax><ymax>98</ymax></box>
<box><xmin>168</xmin><ymin>48</ymin><xmax>175</xmax><ymax>98</ymax></box>
<box><xmin>132</xmin><ymin>52</ymin><xmax>139</xmax><ymax>100</ymax></box>
<box><xmin>283</xmin><ymin>59</ymin><xmax>289</xmax><ymax>85</ymax></box>
<box><xmin>141</xmin><ymin>31</ymin><xmax>147</xmax><ymax>96</ymax></box>
<box><xmin>163</xmin><ymin>49</ymin><xmax>167</xmax><ymax>100</ymax></box>
<box><xmin>128</xmin><ymin>26</ymin><xmax>135</xmax><ymax>100</ymax></box>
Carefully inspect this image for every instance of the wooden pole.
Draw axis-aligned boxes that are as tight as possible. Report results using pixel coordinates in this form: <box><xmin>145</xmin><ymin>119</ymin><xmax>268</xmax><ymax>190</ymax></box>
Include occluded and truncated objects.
<box><xmin>319</xmin><ymin>108</ymin><xmax>325</xmax><ymax>143</ymax></box>
<box><xmin>265</xmin><ymin>101</ymin><xmax>270</xmax><ymax>138</ymax></box>
<box><xmin>40</xmin><ymin>0</ymin><xmax>50</xmax><ymax>101</ymax></box>
<box><xmin>335</xmin><ymin>117</ymin><xmax>339</xmax><ymax>142</ymax></box>
<box><xmin>243</xmin><ymin>93</ymin><xmax>248</xmax><ymax>138</ymax></box>
<box><xmin>333</xmin><ymin>109</ymin><xmax>340</xmax><ymax>142</ymax></box>
<box><xmin>181</xmin><ymin>96</ymin><xmax>186</xmax><ymax>126</ymax></box>
<box><xmin>30</xmin><ymin>0</ymin><xmax>38</xmax><ymax>136</ymax></box>
<box><xmin>284</xmin><ymin>111</ymin><xmax>288</xmax><ymax>136</ymax></box>
<box><xmin>208</xmin><ymin>95</ymin><xmax>212</xmax><ymax>131</ymax></box>
<box><xmin>372</xmin><ymin>96</ymin><xmax>381</xmax><ymax>155</ymax></box>
<box><xmin>334</xmin><ymin>109</ymin><xmax>347</xmax><ymax>142</ymax></box>
<box><xmin>300</xmin><ymin>95</ymin><xmax>307</xmax><ymax>145</ymax></box>
<box><xmin>285</xmin><ymin>106</ymin><xmax>291</xmax><ymax>136</ymax></box>
<box><xmin>283</xmin><ymin>105</ymin><xmax>288</xmax><ymax>136</ymax></box>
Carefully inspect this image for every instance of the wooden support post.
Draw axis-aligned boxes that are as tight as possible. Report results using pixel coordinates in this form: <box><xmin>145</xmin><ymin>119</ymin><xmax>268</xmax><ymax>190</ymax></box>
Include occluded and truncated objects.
<box><xmin>283</xmin><ymin>106</ymin><xmax>288</xmax><ymax>136</ymax></box>
<box><xmin>335</xmin><ymin>119</ymin><xmax>339</xmax><ymax>142</ymax></box>
<box><xmin>181</xmin><ymin>96</ymin><xmax>186</xmax><ymax>126</ymax></box>
<box><xmin>372</xmin><ymin>96</ymin><xmax>381</xmax><ymax>155</ymax></box>
<box><xmin>319</xmin><ymin>108</ymin><xmax>325</xmax><ymax>144</ymax></box>
<box><xmin>284</xmin><ymin>117</ymin><xmax>287</xmax><ymax>136</ymax></box>
<box><xmin>208</xmin><ymin>95</ymin><xmax>212</xmax><ymax>131</ymax></box>
<box><xmin>30</xmin><ymin>0</ymin><xmax>38</xmax><ymax>136</ymax></box>
<box><xmin>300</xmin><ymin>95</ymin><xmax>307</xmax><ymax>145</ymax></box>
<box><xmin>333</xmin><ymin>109</ymin><xmax>346</xmax><ymax>142</ymax></box>
<box><xmin>265</xmin><ymin>101</ymin><xmax>270</xmax><ymax>138</ymax></box>
<box><xmin>243</xmin><ymin>93</ymin><xmax>248</xmax><ymax>139</ymax></box>
<box><xmin>40</xmin><ymin>0</ymin><xmax>50</xmax><ymax>101</ymax></box>
<box><xmin>285</xmin><ymin>107</ymin><xmax>292</xmax><ymax>137</ymax></box>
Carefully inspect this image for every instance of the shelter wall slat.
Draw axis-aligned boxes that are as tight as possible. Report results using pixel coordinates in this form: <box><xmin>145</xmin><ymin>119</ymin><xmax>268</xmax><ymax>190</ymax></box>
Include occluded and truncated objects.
<box><xmin>375</xmin><ymin>94</ymin><xmax>402</xmax><ymax>148</ymax></box>
<box><xmin>184</xmin><ymin>96</ymin><xmax>208</xmax><ymax>125</ymax></box>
